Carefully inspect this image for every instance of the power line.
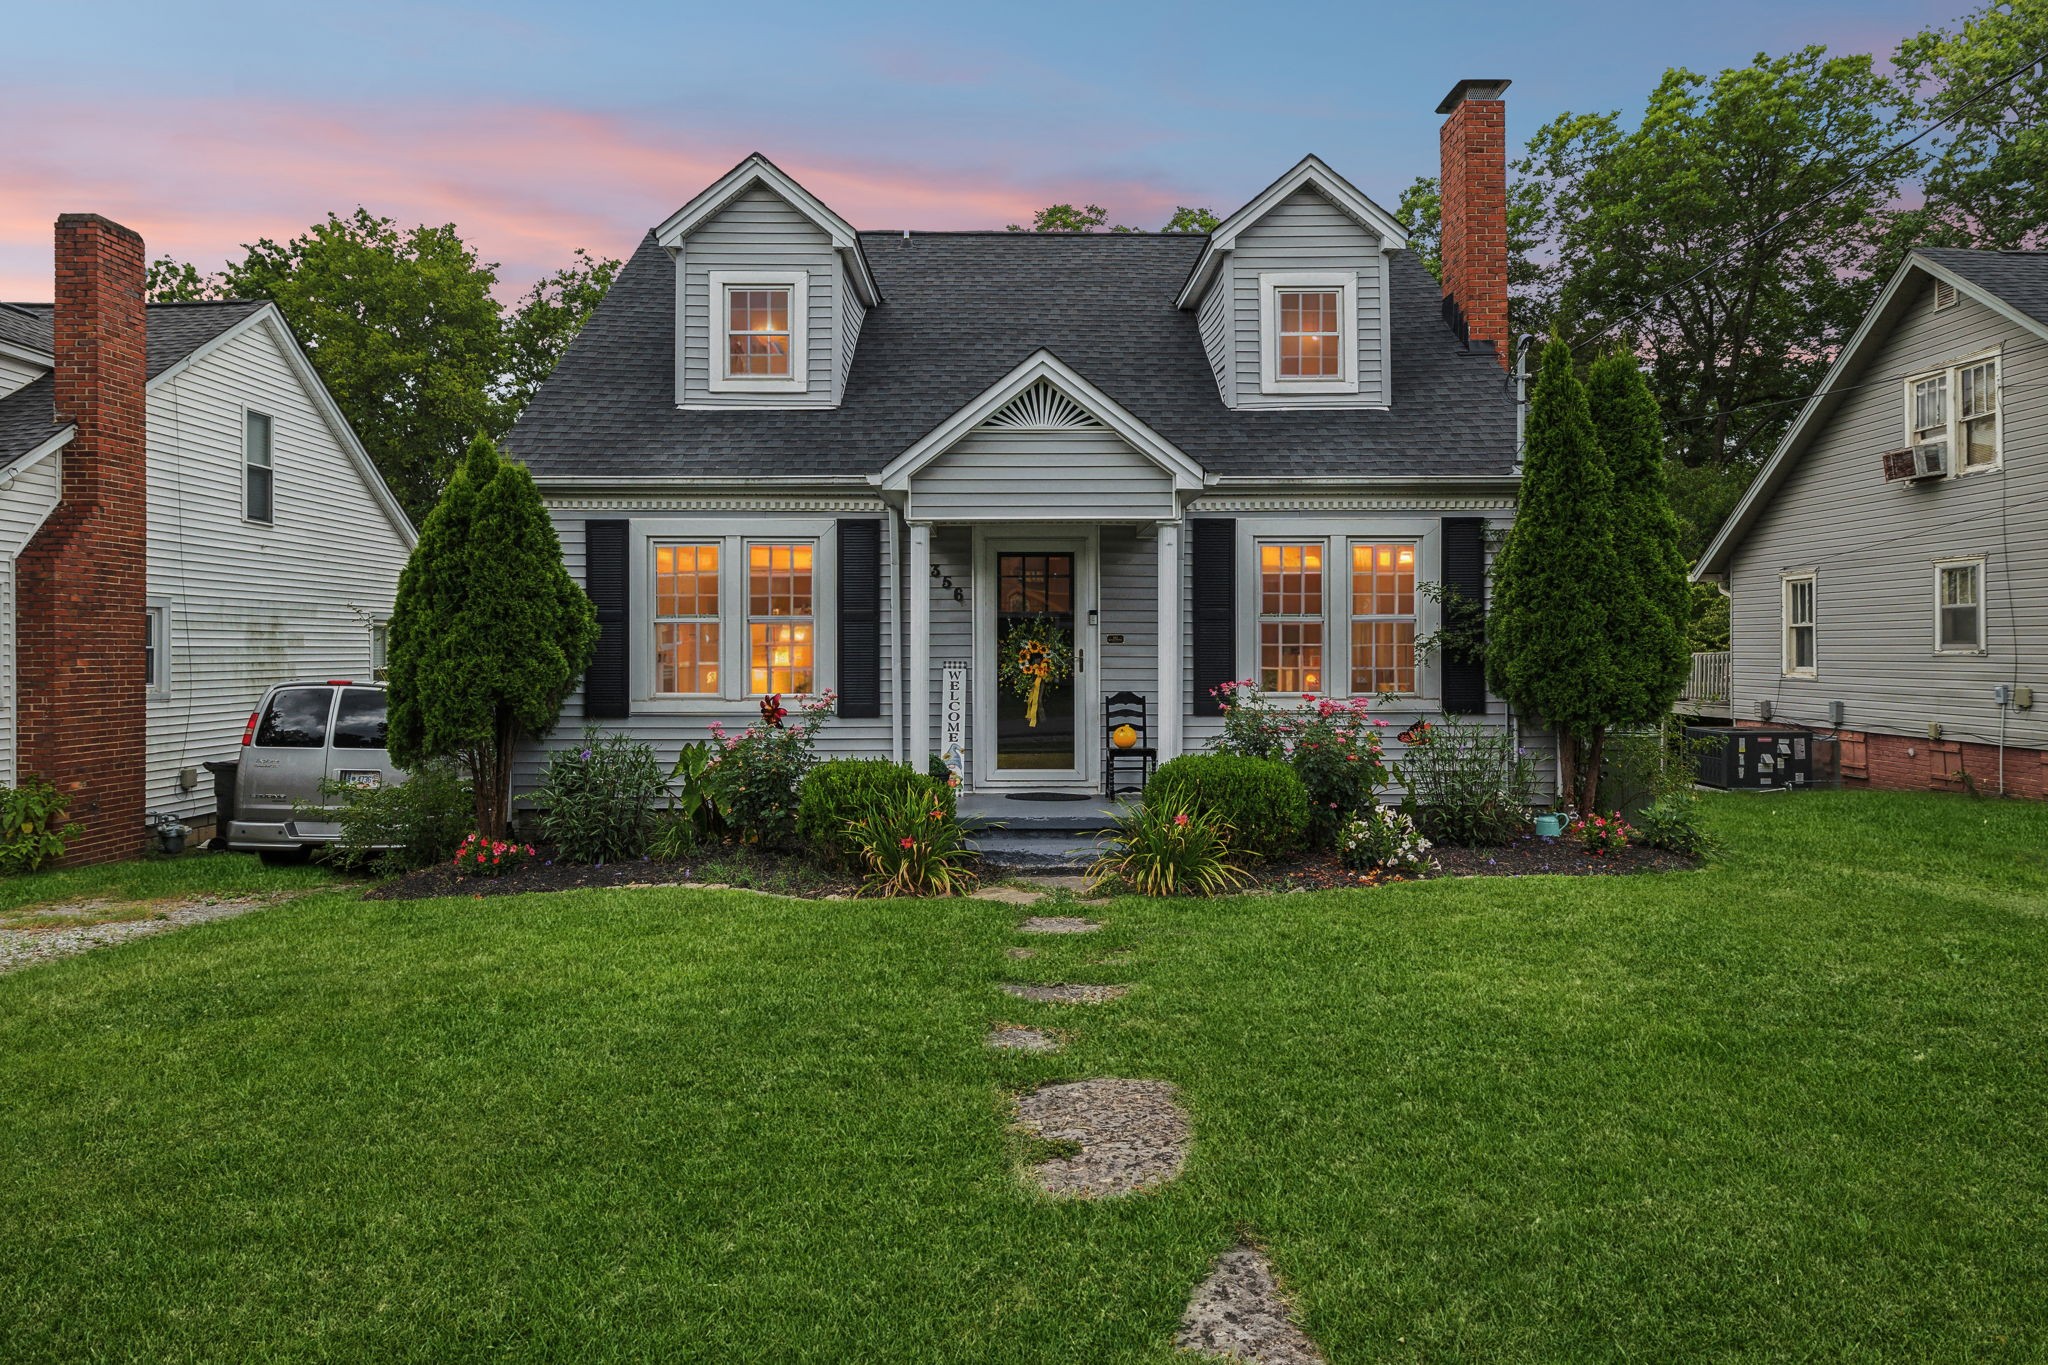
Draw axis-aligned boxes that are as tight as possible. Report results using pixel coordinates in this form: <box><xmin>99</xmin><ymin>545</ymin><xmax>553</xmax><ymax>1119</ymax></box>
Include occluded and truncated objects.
<box><xmin>1568</xmin><ymin>41</ymin><xmax>2048</xmax><ymax>356</ymax></box>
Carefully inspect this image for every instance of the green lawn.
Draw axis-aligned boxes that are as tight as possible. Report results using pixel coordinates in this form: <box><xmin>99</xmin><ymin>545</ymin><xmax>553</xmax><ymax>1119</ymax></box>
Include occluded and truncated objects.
<box><xmin>2</xmin><ymin>791</ymin><xmax>2045</xmax><ymax>1361</ymax></box>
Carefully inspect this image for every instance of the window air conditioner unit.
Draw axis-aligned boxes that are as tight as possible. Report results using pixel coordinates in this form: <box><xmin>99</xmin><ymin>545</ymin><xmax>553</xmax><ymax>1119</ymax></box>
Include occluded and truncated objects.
<box><xmin>1910</xmin><ymin>440</ymin><xmax>1948</xmax><ymax>480</ymax></box>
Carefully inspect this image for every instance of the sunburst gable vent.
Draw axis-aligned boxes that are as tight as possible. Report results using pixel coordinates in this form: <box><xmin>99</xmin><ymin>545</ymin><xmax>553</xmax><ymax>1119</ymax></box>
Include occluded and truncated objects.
<box><xmin>981</xmin><ymin>380</ymin><xmax>1105</xmax><ymax>431</ymax></box>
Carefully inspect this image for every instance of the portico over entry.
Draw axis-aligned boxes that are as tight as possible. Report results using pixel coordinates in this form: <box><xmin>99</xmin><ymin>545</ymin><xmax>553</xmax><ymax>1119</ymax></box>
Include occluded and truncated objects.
<box><xmin>874</xmin><ymin>351</ymin><xmax>1209</xmax><ymax>796</ymax></box>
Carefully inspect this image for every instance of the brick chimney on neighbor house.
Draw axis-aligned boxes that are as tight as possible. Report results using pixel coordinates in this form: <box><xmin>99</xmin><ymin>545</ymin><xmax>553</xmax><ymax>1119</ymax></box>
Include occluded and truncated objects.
<box><xmin>1437</xmin><ymin>78</ymin><xmax>1512</xmax><ymax>368</ymax></box>
<box><xmin>15</xmin><ymin>214</ymin><xmax>150</xmax><ymax>864</ymax></box>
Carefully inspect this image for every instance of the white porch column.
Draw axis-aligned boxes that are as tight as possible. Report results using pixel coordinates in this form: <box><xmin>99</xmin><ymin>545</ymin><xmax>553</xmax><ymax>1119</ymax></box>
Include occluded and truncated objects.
<box><xmin>908</xmin><ymin>521</ymin><xmax>932</xmax><ymax>765</ymax></box>
<box><xmin>1156</xmin><ymin>521</ymin><xmax>1182</xmax><ymax>760</ymax></box>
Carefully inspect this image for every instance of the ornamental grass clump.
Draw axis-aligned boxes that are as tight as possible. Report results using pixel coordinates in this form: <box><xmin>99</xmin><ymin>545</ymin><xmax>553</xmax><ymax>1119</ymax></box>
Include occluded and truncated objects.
<box><xmin>798</xmin><ymin>758</ymin><xmax>955</xmax><ymax>870</ymax></box>
<box><xmin>850</xmin><ymin>788</ymin><xmax>978</xmax><ymax>897</ymax></box>
<box><xmin>1088</xmin><ymin>804</ymin><xmax>1247</xmax><ymax>898</ymax></box>
<box><xmin>1338</xmin><ymin>805</ymin><xmax>1437</xmax><ymax>877</ymax></box>
<box><xmin>1144</xmin><ymin>752</ymin><xmax>1308</xmax><ymax>861</ymax></box>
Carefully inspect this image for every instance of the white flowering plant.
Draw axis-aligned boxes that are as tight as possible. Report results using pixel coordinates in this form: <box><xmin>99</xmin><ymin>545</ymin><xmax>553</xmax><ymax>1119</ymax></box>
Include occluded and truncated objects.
<box><xmin>1338</xmin><ymin>804</ymin><xmax>1438</xmax><ymax>876</ymax></box>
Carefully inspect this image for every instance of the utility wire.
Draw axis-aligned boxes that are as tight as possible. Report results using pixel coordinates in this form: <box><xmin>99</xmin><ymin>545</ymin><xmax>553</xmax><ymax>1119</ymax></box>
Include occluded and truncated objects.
<box><xmin>1568</xmin><ymin>41</ymin><xmax>2048</xmax><ymax>356</ymax></box>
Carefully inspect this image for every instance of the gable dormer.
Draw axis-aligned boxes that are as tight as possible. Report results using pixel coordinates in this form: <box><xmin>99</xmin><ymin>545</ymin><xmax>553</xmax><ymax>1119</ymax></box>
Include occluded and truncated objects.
<box><xmin>1176</xmin><ymin>155</ymin><xmax>1406</xmax><ymax>411</ymax></box>
<box><xmin>656</xmin><ymin>154</ymin><xmax>881</xmax><ymax>410</ymax></box>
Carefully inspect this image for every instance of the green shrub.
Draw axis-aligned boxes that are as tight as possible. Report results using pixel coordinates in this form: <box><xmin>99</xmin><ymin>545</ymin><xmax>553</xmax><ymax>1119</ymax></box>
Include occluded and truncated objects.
<box><xmin>1145</xmin><ymin>753</ymin><xmax>1308</xmax><ymax>860</ymax></box>
<box><xmin>1338</xmin><ymin>804</ymin><xmax>1437</xmax><ymax>876</ymax></box>
<box><xmin>1087</xmin><ymin>803</ymin><xmax>1246</xmax><ymax>897</ymax></box>
<box><xmin>849</xmin><ymin>786</ymin><xmax>979</xmax><ymax>898</ymax></box>
<box><xmin>798</xmin><ymin>758</ymin><xmax>954</xmax><ymax>869</ymax></box>
<box><xmin>0</xmin><ymin>777</ymin><xmax>76</xmax><ymax>874</ymax></box>
<box><xmin>1395</xmin><ymin>717</ymin><xmax>1535</xmax><ymax>847</ymax></box>
<box><xmin>535</xmin><ymin>730</ymin><xmax>665</xmax><ymax>864</ymax></box>
<box><xmin>316</xmin><ymin>760</ymin><xmax>472</xmax><ymax>876</ymax></box>
<box><xmin>1634</xmin><ymin>794</ymin><xmax>1713</xmax><ymax>857</ymax></box>
<box><xmin>1212</xmin><ymin>682</ymin><xmax>1392</xmax><ymax>847</ymax></box>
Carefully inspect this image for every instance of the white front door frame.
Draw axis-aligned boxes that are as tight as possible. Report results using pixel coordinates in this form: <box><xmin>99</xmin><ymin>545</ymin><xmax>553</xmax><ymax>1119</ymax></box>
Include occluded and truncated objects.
<box><xmin>972</xmin><ymin>526</ymin><xmax>1099</xmax><ymax>791</ymax></box>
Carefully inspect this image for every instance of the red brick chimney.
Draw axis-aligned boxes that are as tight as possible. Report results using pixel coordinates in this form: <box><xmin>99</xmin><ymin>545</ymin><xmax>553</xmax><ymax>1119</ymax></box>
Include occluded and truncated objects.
<box><xmin>15</xmin><ymin>214</ymin><xmax>150</xmax><ymax>864</ymax></box>
<box><xmin>1437</xmin><ymin>78</ymin><xmax>1512</xmax><ymax>368</ymax></box>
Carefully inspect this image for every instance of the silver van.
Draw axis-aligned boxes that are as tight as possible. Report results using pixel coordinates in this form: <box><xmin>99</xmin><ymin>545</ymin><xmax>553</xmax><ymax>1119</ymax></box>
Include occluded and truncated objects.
<box><xmin>226</xmin><ymin>680</ymin><xmax>404</xmax><ymax>856</ymax></box>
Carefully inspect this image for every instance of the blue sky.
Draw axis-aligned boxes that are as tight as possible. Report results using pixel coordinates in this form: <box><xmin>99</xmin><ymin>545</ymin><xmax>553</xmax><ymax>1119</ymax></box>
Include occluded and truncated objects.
<box><xmin>0</xmin><ymin>0</ymin><xmax>1960</xmax><ymax>297</ymax></box>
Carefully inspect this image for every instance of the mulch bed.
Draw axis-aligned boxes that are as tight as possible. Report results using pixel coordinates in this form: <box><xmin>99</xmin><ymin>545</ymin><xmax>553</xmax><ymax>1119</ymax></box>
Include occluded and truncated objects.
<box><xmin>365</xmin><ymin>848</ymin><xmax>860</xmax><ymax>902</ymax></box>
<box><xmin>1259</xmin><ymin>835</ymin><xmax>1697</xmax><ymax>892</ymax></box>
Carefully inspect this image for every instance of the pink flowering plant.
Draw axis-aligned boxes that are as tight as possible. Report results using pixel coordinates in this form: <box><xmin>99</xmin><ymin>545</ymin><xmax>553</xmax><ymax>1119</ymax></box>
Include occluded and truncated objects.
<box><xmin>452</xmin><ymin>832</ymin><xmax>538</xmax><ymax>877</ymax></box>
<box><xmin>849</xmin><ymin>787</ymin><xmax>979</xmax><ymax>897</ymax></box>
<box><xmin>1567</xmin><ymin>811</ymin><xmax>1632</xmax><ymax>856</ymax></box>
<box><xmin>704</xmin><ymin>692</ymin><xmax>836</xmax><ymax>847</ymax></box>
<box><xmin>1211</xmin><ymin>680</ymin><xmax>1391</xmax><ymax>848</ymax></box>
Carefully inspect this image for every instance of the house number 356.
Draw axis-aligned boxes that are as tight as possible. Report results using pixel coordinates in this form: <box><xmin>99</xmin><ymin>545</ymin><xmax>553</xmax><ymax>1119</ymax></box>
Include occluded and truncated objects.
<box><xmin>930</xmin><ymin>563</ymin><xmax>964</xmax><ymax>602</ymax></box>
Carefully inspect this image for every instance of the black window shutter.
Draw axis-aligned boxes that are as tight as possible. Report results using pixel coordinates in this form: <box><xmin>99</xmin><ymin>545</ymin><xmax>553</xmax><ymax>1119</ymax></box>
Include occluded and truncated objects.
<box><xmin>1439</xmin><ymin>517</ymin><xmax>1488</xmax><ymax>715</ymax></box>
<box><xmin>583</xmin><ymin>519</ymin><xmax>631</xmax><ymax>719</ymax></box>
<box><xmin>836</xmin><ymin>519</ymin><xmax>882</xmax><ymax>719</ymax></box>
<box><xmin>1190</xmin><ymin>518</ymin><xmax>1236</xmax><ymax>716</ymax></box>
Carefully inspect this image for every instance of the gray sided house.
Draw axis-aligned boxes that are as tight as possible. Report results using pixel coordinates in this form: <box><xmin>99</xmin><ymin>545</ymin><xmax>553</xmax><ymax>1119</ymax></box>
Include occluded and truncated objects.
<box><xmin>508</xmin><ymin>82</ymin><xmax>1543</xmax><ymax>800</ymax></box>
<box><xmin>1698</xmin><ymin>248</ymin><xmax>2048</xmax><ymax>798</ymax></box>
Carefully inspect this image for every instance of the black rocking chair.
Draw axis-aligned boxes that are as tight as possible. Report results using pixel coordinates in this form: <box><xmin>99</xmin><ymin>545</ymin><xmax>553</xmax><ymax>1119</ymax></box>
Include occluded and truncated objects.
<box><xmin>1103</xmin><ymin>691</ymin><xmax>1159</xmax><ymax>799</ymax></box>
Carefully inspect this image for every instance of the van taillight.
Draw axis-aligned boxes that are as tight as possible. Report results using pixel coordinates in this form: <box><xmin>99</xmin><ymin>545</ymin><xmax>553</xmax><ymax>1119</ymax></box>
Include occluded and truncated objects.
<box><xmin>241</xmin><ymin>712</ymin><xmax>260</xmax><ymax>746</ymax></box>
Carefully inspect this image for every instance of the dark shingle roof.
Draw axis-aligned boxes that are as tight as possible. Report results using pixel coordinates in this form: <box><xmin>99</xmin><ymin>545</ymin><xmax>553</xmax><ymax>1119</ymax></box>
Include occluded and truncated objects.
<box><xmin>0</xmin><ymin>301</ymin><xmax>270</xmax><ymax>469</ymax></box>
<box><xmin>507</xmin><ymin>231</ymin><xmax>1516</xmax><ymax>481</ymax></box>
<box><xmin>1917</xmin><ymin>248</ymin><xmax>2048</xmax><ymax>333</ymax></box>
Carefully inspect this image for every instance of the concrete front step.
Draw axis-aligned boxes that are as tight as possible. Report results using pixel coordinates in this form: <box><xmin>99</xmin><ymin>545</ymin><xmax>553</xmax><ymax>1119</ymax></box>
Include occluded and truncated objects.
<box><xmin>957</xmin><ymin>793</ymin><xmax>1123</xmax><ymax>836</ymax></box>
<box><xmin>974</xmin><ymin>830</ymin><xmax>1103</xmax><ymax>872</ymax></box>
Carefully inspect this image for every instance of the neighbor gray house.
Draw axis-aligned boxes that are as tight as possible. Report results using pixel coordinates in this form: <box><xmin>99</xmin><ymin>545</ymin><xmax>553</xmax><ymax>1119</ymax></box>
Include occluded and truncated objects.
<box><xmin>507</xmin><ymin>81</ymin><xmax>1543</xmax><ymax>802</ymax></box>
<box><xmin>1697</xmin><ymin>248</ymin><xmax>2048</xmax><ymax>799</ymax></box>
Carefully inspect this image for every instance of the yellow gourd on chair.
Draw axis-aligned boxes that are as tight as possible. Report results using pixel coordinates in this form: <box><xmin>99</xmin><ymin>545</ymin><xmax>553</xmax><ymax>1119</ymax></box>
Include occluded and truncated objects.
<box><xmin>1111</xmin><ymin>724</ymin><xmax>1139</xmax><ymax>750</ymax></box>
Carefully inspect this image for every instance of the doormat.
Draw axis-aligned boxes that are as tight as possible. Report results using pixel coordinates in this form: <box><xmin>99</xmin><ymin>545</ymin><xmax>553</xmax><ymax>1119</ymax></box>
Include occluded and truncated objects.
<box><xmin>1006</xmin><ymin>792</ymin><xmax>1096</xmax><ymax>802</ymax></box>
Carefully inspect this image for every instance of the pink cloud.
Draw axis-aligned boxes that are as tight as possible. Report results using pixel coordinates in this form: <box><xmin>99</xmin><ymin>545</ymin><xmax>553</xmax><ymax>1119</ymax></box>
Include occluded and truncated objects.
<box><xmin>0</xmin><ymin>89</ymin><xmax>1194</xmax><ymax>302</ymax></box>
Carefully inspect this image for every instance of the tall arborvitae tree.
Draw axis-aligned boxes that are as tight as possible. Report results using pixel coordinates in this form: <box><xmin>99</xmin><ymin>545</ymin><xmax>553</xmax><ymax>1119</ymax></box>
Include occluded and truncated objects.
<box><xmin>1488</xmin><ymin>336</ymin><xmax>1623</xmax><ymax>813</ymax></box>
<box><xmin>1589</xmin><ymin>350</ymin><xmax>1692</xmax><ymax>724</ymax></box>
<box><xmin>387</xmin><ymin>434</ymin><xmax>597</xmax><ymax>838</ymax></box>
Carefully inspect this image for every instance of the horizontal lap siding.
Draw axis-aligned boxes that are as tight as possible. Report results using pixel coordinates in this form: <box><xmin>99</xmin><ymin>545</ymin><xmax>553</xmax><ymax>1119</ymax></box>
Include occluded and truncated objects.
<box><xmin>145</xmin><ymin>323</ymin><xmax>412</xmax><ymax>824</ymax></box>
<box><xmin>1099</xmin><ymin>526</ymin><xmax>1159</xmax><ymax>711</ymax></box>
<box><xmin>1197</xmin><ymin>261</ymin><xmax>1232</xmax><ymax>397</ymax></box>
<box><xmin>1727</xmin><ymin>276</ymin><xmax>2048</xmax><ymax>754</ymax></box>
<box><xmin>0</xmin><ymin>353</ymin><xmax>44</xmax><ymax>402</ymax></box>
<box><xmin>837</xmin><ymin>264</ymin><xmax>865</xmax><ymax>400</ymax></box>
<box><xmin>681</xmin><ymin>187</ymin><xmax>837</xmax><ymax>407</ymax></box>
<box><xmin>519</xmin><ymin>503</ymin><xmax>897</xmax><ymax>794</ymax></box>
<box><xmin>1229</xmin><ymin>189</ymin><xmax>1387</xmax><ymax>408</ymax></box>
<box><xmin>911</xmin><ymin>431</ymin><xmax>1174</xmax><ymax>522</ymax></box>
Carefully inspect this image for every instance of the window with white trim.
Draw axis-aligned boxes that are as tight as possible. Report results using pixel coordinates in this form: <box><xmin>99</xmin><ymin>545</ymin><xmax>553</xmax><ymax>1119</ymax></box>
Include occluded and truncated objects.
<box><xmin>707</xmin><ymin>270</ymin><xmax>808</xmax><ymax>394</ymax></box>
<box><xmin>1349</xmin><ymin>542</ymin><xmax>1417</xmax><ymax>695</ymax></box>
<box><xmin>746</xmin><ymin>541</ymin><xmax>814</xmax><ymax>695</ymax></box>
<box><xmin>1934</xmin><ymin>559</ymin><xmax>1984</xmax><ymax>653</ymax></box>
<box><xmin>1905</xmin><ymin>354</ymin><xmax>1999</xmax><ymax>475</ymax></box>
<box><xmin>1781</xmin><ymin>575</ymin><xmax>1815</xmax><ymax>677</ymax></box>
<box><xmin>145</xmin><ymin>603</ymin><xmax>170</xmax><ymax>697</ymax></box>
<box><xmin>1257</xmin><ymin>541</ymin><xmax>1325</xmax><ymax>693</ymax></box>
<box><xmin>1259</xmin><ymin>271</ymin><xmax>1357</xmax><ymax>395</ymax></box>
<box><xmin>369</xmin><ymin>620</ymin><xmax>390</xmax><ymax>682</ymax></box>
<box><xmin>653</xmin><ymin>543</ymin><xmax>722</xmax><ymax>695</ymax></box>
<box><xmin>244</xmin><ymin>410</ymin><xmax>274</xmax><ymax>523</ymax></box>
<box><xmin>647</xmin><ymin>534</ymin><xmax>820</xmax><ymax>699</ymax></box>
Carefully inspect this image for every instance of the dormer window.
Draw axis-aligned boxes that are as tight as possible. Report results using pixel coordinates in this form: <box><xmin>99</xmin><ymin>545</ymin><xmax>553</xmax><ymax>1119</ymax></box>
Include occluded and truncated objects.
<box><xmin>708</xmin><ymin>269</ymin><xmax>808</xmax><ymax>394</ymax></box>
<box><xmin>1259</xmin><ymin>271</ymin><xmax>1357</xmax><ymax>396</ymax></box>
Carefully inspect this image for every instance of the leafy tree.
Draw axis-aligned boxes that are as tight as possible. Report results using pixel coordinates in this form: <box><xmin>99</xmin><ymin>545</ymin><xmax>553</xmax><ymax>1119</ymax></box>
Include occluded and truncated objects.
<box><xmin>386</xmin><ymin>434</ymin><xmax>597</xmax><ymax>840</ymax></box>
<box><xmin>1006</xmin><ymin>202</ymin><xmax>1132</xmax><ymax>232</ymax></box>
<box><xmin>1588</xmin><ymin>350</ymin><xmax>1691</xmax><ymax>723</ymax></box>
<box><xmin>218</xmin><ymin>209</ymin><xmax>505</xmax><ymax>521</ymax></box>
<box><xmin>145</xmin><ymin>255</ymin><xmax>210</xmax><ymax>303</ymax></box>
<box><xmin>1395</xmin><ymin>173</ymin><xmax>1555</xmax><ymax>337</ymax></box>
<box><xmin>499</xmin><ymin>247</ymin><xmax>621</xmax><ymax>420</ymax></box>
<box><xmin>1160</xmin><ymin>206</ymin><xmax>1221</xmax><ymax>233</ymax></box>
<box><xmin>1487</xmin><ymin>337</ymin><xmax>1622</xmax><ymax>815</ymax></box>
<box><xmin>1528</xmin><ymin>48</ymin><xmax>1915</xmax><ymax>483</ymax></box>
<box><xmin>1895</xmin><ymin>0</ymin><xmax>2048</xmax><ymax>251</ymax></box>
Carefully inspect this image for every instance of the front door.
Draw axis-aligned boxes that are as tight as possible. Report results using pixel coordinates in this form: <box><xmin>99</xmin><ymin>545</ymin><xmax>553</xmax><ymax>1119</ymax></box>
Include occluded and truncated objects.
<box><xmin>975</xmin><ymin>533</ymin><xmax>1094</xmax><ymax>788</ymax></box>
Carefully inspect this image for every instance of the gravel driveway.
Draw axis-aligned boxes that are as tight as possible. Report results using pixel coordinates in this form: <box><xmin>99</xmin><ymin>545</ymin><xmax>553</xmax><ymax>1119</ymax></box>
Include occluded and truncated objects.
<box><xmin>0</xmin><ymin>896</ymin><xmax>277</xmax><ymax>974</ymax></box>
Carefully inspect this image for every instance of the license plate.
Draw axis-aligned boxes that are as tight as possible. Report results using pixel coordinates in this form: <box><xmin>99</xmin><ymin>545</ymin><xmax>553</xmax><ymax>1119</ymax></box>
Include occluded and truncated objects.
<box><xmin>339</xmin><ymin>771</ymin><xmax>382</xmax><ymax>790</ymax></box>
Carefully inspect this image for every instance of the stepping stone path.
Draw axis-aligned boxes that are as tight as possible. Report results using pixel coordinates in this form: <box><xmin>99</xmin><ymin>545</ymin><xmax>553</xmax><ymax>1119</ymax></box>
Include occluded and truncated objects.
<box><xmin>1176</xmin><ymin>1246</ymin><xmax>1327</xmax><ymax>1364</ymax></box>
<box><xmin>972</xmin><ymin>886</ymin><xmax>1047</xmax><ymax>906</ymax></box>
<box><xmin>1019</xmin><ymin>915</ymin><xmax>1100</xmax><ymax>934</ymax></box>
<box><xmin>1001</xmin><ymin>982</ymin><xmax>1130</xmax><ymax>1004</ymax></box>
<box><xmin>1014</xmin><ymin>1078</ymin><xmax>1191</xmax><ymax>1197</ymax></box>
<box><xmin>986</xmin><ymin>1025</ymin><xmax>1062</xmax><ymax>1053</ymax></box>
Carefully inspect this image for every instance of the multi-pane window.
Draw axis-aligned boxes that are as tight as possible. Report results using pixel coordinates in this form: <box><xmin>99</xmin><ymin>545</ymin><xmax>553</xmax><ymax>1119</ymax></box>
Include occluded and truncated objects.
<box><xmin>748</xmin><ymin>542</ymin><xmax>814</xmax><ymax>695</ymax></box>
<box><xmin>1350</xmin><ymin>543</ymin><xmax>1417</xmax><ymax>695</ymax></box>
<box><xmin>1911</xmin><ymin>375</ymin><xmax>1948</xmax><ymax>453</ymax></box>
<box><xmin>726</xmin><ymin>286</ymin><xmax>792</xmax><ymax>378</ymax></box>
<box><xmin>145</xmin><ymin>605</ymin><xmax>168</xmax><ymax>695</ymax></box>
<box><xmin>369</xmin><ymin>621</ymin><xmax>390</xmax><ymax>682</ymax></box>
<box><xmin>1258</xmin><ymin>542</ymin><xmax>1324</xmax><ymax>693</ymax></box>
<box><xmin>244</xmin><ymin>410</ymin><xmax>274</xmax><ymax>523</ymax></box>
<box><xmin>653</xmin><ymin>543</ymin><xmax>721</xmax><ymax>695</ymax></box>
<box><xmin>1959</xmin><ymin>360</ymin><xmax>1998</xmax><ymax>469</ymax></box>
<box><xmin>1276</xmin><ymin>290</ymin><xmax>1341</xmax><ymax>379</ymax></box>
<box><xmin>1782</xmin><ymin>575</ymin><xmax>1815</xmax><ymax>676</ymax></box>
<box><xmin>1936</xmin><ymin>560</ymin><xmax>1983</xmax><ymax>652</ymax></box>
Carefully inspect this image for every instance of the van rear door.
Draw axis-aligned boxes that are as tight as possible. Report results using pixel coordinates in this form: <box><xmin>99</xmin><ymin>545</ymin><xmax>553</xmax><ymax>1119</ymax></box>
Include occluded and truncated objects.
<box><xmin>328</xmin><ymin>687</ymin><xmax>401</xmax><ymax>795</ymax></box>
<box><xmin>239</xmin><ymin>685</ymin><xmax>337</xmax><ymax>830</ymax></box>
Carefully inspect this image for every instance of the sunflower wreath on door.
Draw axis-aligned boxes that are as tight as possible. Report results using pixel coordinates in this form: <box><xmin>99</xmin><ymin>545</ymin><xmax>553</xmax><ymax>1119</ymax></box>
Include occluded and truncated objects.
<box><xmin>997</xmin><ymin>617</ymin><xmax>1074</xmax><ymax>728</ymax></box>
